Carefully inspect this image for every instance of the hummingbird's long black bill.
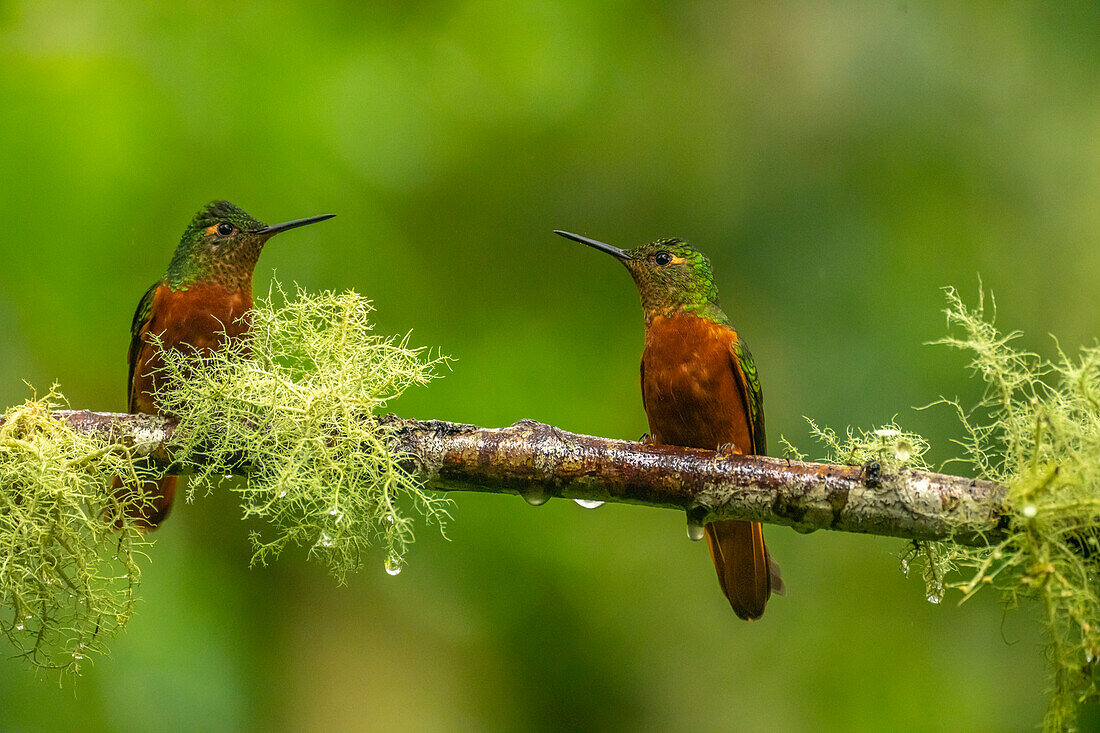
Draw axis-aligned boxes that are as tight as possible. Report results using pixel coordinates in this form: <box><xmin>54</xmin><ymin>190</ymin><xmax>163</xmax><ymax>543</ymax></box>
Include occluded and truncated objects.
<box><xmin>258</xmin><ymin>213</ymin><xmax>336</xmax><ymax>236</ymax></box>
<box><xmin>554</xmin><ymin>230</ymin><xmax>631</xmax><ymax>260</ymax></box>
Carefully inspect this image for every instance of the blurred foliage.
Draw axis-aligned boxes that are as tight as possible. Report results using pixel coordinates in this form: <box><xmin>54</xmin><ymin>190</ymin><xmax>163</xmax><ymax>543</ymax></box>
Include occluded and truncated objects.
<box><xmin>1</xmin><ymin>1</ymin><xmax>1099</xmax><ymax>731</ymax></box>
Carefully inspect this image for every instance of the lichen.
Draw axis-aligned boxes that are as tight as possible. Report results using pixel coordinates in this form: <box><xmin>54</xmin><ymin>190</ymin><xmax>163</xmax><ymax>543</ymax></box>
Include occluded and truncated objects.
<box><xmin>0</xmin><ymin>386</ymin><xmax>153</xmax><ymax>676</ymax></box>
<box><xmin>151</xmin><ymin>282</ymin><xmax>451</xmax><ymax>582</ymax></box>
<box><xmin>786</xmin><ymin>287</ymin><xmax>1100</xmax><ymax>730</ymax></box>
<box><xmin>933</xmin><ymin>287</ymin><xmax>1100</xmax><ymax>731</ymax></box>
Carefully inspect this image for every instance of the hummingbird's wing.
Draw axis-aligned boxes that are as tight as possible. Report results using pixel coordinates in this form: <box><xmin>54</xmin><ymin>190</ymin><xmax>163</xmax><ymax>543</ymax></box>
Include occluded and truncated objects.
<box><xmin>701</xmin><ymin>335</ymin><xmax>783</xmax><ymax>614</ymax></box>
<box><xmin>728</xmin><ymin>335</ymin><xmax>766</xmax><ymax>455</ymax></box>
<box><xmin>127</xmin><ymin>282</ymin><xmax>159</xmax><ymax>411</ymax></box>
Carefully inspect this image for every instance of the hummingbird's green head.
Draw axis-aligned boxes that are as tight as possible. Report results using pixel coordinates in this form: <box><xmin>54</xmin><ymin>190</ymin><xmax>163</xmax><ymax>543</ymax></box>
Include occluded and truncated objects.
<box><xmin>166</xmin><ymin>201</ymin><xmax>334</xmax><ymax>290</ymax></box>
<box><xmin>554</xmin><ymin>230</ymin><xmax>725</xmax><ymax>323</ymax></box>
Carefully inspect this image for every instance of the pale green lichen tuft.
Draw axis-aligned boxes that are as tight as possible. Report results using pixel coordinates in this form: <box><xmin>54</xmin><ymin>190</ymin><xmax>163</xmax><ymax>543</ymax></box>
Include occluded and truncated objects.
<box><xmin>0</xmin><ymin>386</ymin><xmax>153</xmax><ymax>676</ymax></box>
<box><xmin>789</xmin><ymin>418</ymin><xmax>932</xmax><ymax>471</ymax></box>
<box><xmin>933</xmin><ymin>287</ymin><xmax>1100</xmax><ymax>731</ymax></box>
<box><xmin>152</xmin><ymin>282</ymin><xmax>451</xmax><ymax>582</ymax></box>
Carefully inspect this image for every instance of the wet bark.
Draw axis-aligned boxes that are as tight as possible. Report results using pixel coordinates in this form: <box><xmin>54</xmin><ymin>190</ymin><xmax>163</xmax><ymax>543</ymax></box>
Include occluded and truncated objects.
<box><xmin>23</xmin><ymin>410</ymin><xmax>1008</xmax><ymax>546</ymax></box>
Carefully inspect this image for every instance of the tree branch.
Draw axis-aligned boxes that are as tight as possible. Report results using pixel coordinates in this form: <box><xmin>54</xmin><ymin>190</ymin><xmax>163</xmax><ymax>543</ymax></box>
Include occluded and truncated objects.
<box><xmin>24</xmin><ymin>410</ymin><xmax>1008</xmax><ymax>546</ymax></box>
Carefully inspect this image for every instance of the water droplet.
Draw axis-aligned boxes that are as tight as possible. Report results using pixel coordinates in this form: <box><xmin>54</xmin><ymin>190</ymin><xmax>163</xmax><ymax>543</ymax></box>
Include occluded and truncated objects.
<box><xmin>1022</xmin><ymin>503</ymin><xmax>1038</xmax><ymax>518</ymax></box>
<box><xmin>874</xmin><ymin>428</ymin><xmax>900</xmax><ymax>438</ymax></box>
<box><xmin>926</xmin><ymin>581</ymin><xmax>944</xmax><ymax>604</ymax></box>
<box><xmin>520</xmin><ymin>487</ymin><xmax>551</xmax><ymax>506</ymax></box>
<box><xmin>384</xmin><ymin>557</ymin><xmax>402</xmax><ymax>576</ymax></box>
<box><xmin>385</xmin><ymin>513</ymin><xmax>395</xmax><ymax>523</ymax></box>
<box><xmin>329</xmin><ymin>508</ymin><xmax>339</xmax><ymax>516</ymax></box>
<box><xmin>15</xmin><ymin>624</ymin><xmax>24</xmax><ymax>631</ymax></box>
<box><xmin>316</xmin><ymin>532</ymin><xmax>334</xmax><ymax>548</ymax></box>
<box><xmin>574</xmin><ymin>499</ymin><xmax>604</xmax><ymax>509</ymax></box>
<box><xmin>223</xmin><ymin>473</ymin><xmax>233</xmax><ymax>480</ymax></box>
<box><xmin>278</xmin><ymin>490</ymin><xmax>288</xmax><ymax>498</ymax></box>
<box><xmin>72</xmin><ymin>653</ymin><xmax>84</xmax><ymax>660</ymax></box>
<box><xmin>685</xmin><ymin>506</ymin><xmax>707</xmax><ymax>541</ymax></box>
<box><xmin>899</xmin><ymin>557</ymin><xmax>911</xmax><ymax>578</ymax></box>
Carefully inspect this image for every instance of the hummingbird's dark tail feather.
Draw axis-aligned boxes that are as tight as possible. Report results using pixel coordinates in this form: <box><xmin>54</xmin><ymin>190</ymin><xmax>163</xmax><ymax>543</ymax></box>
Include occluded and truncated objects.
<box><xmin>111</xmin><ymin>475</ymin><xmax>177</xmax><ymax>530</ymax></box>
<box><xmin>704</xmin><ymin>519</ymin><xmax>778</xmax><ymax>620</ymax></box>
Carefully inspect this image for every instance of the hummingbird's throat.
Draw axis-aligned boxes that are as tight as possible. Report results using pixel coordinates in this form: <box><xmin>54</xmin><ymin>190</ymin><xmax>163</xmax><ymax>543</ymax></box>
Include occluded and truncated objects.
<box><xmin>166</xmin><ymin>236</ymin><xmax>265</xmax><ymax>291</ymax></box>
<box><xmin>643</xmin><ymin>300</ymin><xmax>728</xmax><ymax>326</ymax></box>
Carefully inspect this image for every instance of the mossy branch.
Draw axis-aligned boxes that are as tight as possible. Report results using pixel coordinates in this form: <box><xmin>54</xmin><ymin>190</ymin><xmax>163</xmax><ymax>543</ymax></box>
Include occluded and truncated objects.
<box><xmin>11</xmin><ymin>410</ymin><xmax>1010</xmax><ymax>546</ymax></box>
<box><xmin>3</xmin><ymin>283</ymin><xmax>1096</xmax><ymax>728</ymax></box>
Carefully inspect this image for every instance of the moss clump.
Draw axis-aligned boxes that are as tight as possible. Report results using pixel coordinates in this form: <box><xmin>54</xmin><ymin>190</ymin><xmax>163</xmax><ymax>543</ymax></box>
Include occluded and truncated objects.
<box><xmin>152</xmin><ymin>283</ymin><xmax>451</xmax><ymax>582</ymax></box>
<box><xmin>0</xmin><ymin>387</ymin><xmax>153</xmax><ymax>676</ymax></box>
<box><xmin>934</xmin><ymin>287</ymin><xmax>1100</xmax><ymax>731</ymax></box>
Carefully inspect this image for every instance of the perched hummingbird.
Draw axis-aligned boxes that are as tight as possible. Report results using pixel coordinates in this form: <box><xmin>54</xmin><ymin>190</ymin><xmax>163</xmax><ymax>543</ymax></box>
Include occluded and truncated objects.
<box><xmin>116</xmin><ymin>201</ymin><xmax>334</xmax><ymax>527</ymax></box>
<box><xmin>556</xmin><ymin>230</ymin><xmax>782</xmax><ymax>620</ymax></box>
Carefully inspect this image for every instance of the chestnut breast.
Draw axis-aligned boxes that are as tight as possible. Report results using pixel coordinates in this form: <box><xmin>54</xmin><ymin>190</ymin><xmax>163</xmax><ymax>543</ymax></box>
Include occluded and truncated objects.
<box><xmin>131</xmin><ymin>282</ymin><xmax>253</xmax><ymax>414</ymax></box>
<box><xmin>641</xmin><ymin>313</ymin><xmax>753</xmax><ymax>452</ymax></box>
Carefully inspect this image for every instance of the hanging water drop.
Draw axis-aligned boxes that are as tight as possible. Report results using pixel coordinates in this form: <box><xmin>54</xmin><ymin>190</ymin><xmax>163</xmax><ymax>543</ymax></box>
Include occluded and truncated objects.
<box><xmin>316</xmin><ymin>532</ymin><xmax>334</xmax><ymax>548</ymax></box>
<box><xmin>1022</xmin><ymin>503</ymin><xmax>1038</xmax><ymax>518</ymax></box>
<box><xmin>574</xmin><ymin>499</ymin><xmax>604</xmax><ymax>509</ymax></box>
<box><xmin>520</xmin><ymin>486</ymin><xmax>551</xmax><ymax>506</ymax></box>
<box><xmin>278</xmin><ymin>490</ymin><xmax>288</xmax><ymax>498</ymax></box>
<box><xmin>899</xmin><ymin>557</ymin><xmax>910</xmax><ymax>578</ymax></box>
<box><xmin>685</xmin><ymin>506</ymin><xmax>706</xmax><ymax>541</ymax></box>
<box><xmin>926</xmin><ymin>581</ymin><xmax>944</xmax><ymax>604</ymax></box>
<box><xmin>384</xmin><ymin>557</ymin><xmax>402</xmax><ymax>576</ymax></box>
<box><xmin>385</xmin><ymin>513</ymin><xmax>395</xmax><ymax>524</ymax></box>
<box><xmin>15</xmin><ymin>624</ymin><xmax>24</xmax><ymax>631</ymax></box>
<box><xmin>223</xmin><ymin>473</ymin><xmax>233</xmax><ymax>480</ymax></box>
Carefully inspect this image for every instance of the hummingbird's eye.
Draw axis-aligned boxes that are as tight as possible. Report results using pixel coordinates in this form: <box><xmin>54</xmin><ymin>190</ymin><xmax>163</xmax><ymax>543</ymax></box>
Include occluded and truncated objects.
<box><xmin>216</xmin><ymin>222</ymin><xmax>235</xmax><ymax>237</ymax></box>
<box><xmin>654</xmin><ymin>251</ymin><xmax>673</xmax><ymax>266</ymax></box>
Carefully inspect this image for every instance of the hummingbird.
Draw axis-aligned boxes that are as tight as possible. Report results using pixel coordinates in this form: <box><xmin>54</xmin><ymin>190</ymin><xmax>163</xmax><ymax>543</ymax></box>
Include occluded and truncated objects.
<box><xmin>555</xmin><ymin>230</ymin><xmax>782</xmax><ymax>620</ymax></box>
<box><xmin>115</xmin><ymin>201</ymin><xmax>334</xmax><ymax>527</ymax></box>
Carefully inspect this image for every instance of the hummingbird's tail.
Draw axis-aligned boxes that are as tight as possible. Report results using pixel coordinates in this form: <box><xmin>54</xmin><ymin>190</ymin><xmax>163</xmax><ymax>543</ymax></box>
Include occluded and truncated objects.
<box><xmin>110</xmin><ymin>475</ymin><xmax>177</xmax><ymax>530</ymax></box>
<box><xmin>704</xmin><ymin>519</ymin><xmax>782</xmax><ymax>620</ymax></box>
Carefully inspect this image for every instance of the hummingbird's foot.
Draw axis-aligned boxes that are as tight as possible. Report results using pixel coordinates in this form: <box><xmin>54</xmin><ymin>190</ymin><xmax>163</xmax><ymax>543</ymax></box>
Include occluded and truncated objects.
<box><xmin>716</xmin><ymin>442</ymin><xmax>743</xmax><ymax>459</ymax></box>
<box><xmin>639</xmin><ymin>432</ymin><xmax>655</xmax><ymax>445</ymax></box>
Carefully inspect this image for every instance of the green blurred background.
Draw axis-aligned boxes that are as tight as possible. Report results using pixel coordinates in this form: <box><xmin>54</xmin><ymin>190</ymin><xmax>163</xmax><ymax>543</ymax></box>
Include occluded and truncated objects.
<box><xmin>1</xmin><ymin>2</ymin><xmax>1098</xmax><ymax>730</ymax></box>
